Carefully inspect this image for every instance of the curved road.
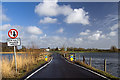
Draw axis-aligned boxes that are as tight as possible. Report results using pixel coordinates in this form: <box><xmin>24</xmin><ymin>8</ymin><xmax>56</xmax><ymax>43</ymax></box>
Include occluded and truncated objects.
<box><xmin>28</xmin><ymin>53</ymin><xmax>108</xmax><ymax>79</ymax></box>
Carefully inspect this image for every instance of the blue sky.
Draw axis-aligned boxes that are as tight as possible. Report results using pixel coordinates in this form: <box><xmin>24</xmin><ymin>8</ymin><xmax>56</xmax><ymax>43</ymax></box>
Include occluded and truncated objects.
<box><xmin>0</xmin><ymin>1</ymin><xmax>118</xmax><ymax>49</ymax></box>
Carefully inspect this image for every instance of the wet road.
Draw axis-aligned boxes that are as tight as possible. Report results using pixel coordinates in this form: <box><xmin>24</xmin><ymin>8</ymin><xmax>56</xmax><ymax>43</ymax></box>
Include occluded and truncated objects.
<box><xmin>29</xmin><ymin>53</ymin><xmax>108</xmax><ymax>79</ymax></box>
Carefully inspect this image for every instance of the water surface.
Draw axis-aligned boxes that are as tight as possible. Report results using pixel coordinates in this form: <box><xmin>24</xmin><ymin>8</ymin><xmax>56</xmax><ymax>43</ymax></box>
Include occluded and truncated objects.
<box><xmin>75</xmin><ymin>52</ymin><xmax>119</xmax><ymax>78</ymax></box>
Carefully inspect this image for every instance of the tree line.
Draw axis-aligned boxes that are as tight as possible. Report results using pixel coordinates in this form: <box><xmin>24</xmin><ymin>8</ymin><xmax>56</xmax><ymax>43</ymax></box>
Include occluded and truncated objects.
<box><xmin>51</xmin><ymin>46</ymin><xmax>119</xmax><ymax>52</ymax></box>
<box><xmin>0</xmin><ymin>42</ymin><xmax>119</xmax><ymax>52</ymax></box>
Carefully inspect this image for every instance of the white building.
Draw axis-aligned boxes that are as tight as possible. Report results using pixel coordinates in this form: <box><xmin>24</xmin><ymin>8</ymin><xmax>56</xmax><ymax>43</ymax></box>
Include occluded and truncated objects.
<box><xmin>46</xmin><ymin>49</ymin><xmax>50</xmax><ymax>51</ymax></box>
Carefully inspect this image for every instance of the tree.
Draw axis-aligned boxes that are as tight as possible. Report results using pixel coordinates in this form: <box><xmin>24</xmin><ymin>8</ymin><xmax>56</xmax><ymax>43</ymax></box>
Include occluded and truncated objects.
<box><xmin>48</xmin><ymin>47</ymin><xmax>50</xmax><ymax>49</ymax></box>
<box><xmin>21</xmin><ymin>45</ymin><xmax>26</xmax><ymax>52</ymax></box>
<box><xmin>110</xmin><ymin>46</ymin><xmax>118</xmax><ymax>52</ymax></box>
<box><xmin>55</xmin><ymin>47</ymin><xmax>59</xmax><ymax>51</ymax></box>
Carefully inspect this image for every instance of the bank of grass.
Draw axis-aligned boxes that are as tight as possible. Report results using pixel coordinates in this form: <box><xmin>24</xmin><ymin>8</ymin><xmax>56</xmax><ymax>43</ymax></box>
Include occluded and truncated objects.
<box><xmin>1</xmin><ymin>51</ymin><xmax>52</xmax><ymax>79</ymax></box>
<box><xmin>59</xmin><ymin>52</ymin><xmax>119</xmax><ymax>80</ymax></box>
<box><xmin>74</xmin><ymin>61</ymin><xmax>119</xmax><ymax>79</ymax></box>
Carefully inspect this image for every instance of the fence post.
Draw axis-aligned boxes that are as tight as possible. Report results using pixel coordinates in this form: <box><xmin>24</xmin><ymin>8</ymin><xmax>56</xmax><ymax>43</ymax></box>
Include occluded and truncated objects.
<box><xmin>83</xmin><ymin>56</ymin><xmax>85</xmax><ymax>63</ymax></box>
<box><xmin>104</xmin><ymin>59</ymin><xmax>106</xmax><ymax>72</ymax></box>
<box><xmin>89</xmin><ymin>57</ymin><xmax>92</xmax><ymax>67</ymax></box>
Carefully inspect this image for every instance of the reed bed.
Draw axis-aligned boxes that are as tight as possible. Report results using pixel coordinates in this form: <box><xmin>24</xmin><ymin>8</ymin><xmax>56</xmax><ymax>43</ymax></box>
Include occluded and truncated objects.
<box><xmin>1</xmin><ymin>52</ymin><xmax>51</xmax><ymax>78</ymax></box>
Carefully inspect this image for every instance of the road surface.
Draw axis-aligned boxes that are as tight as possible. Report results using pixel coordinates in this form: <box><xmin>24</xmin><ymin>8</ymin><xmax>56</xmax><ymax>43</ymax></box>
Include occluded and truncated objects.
<box><xmin>28</xmin><ymin>52</ymin><xmax>108</xmax><ymax>79</ymax></box>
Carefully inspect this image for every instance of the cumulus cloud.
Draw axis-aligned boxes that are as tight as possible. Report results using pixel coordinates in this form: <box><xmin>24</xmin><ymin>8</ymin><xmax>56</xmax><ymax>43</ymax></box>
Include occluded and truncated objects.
<box><xmin>88</xmin><ymin>33</ymin><xmax>101</xmax><ymax>40</ymax></box>
<box><xmin>35</xmin><ymin>0</ymin><xmax>58</xmax><ymax>16</ymax></box>
<box><xmin>35</xmin><ymin>0</ymin><xmax>72</xmax><ymax>16</ymax></box>
<box><xmin>56</xmin><ymin>28</ymin><xmax>64</xmax><ymax>33</ymax></box>
<box><xmin>0</xmin><ymin>24</ymin><xmax>11</xmax><ymax>31</ymax></box>
<box><xmin>40</xmin><ymin>17</ymin><xmax>57</xmax><ymax>23</ymax></box>
<box><xmin>65</xmin><ymin>8</ymin><xmax>89</xmax><ymax>25</ymax></box>
<box><xmin>27</xmin><ymin>26</ymin><xmax>43</xmax><ymax>35</ymax></box>
<box><xmin>35</xmin><ymin>0</ymin><xmax>90</xmax><ymax>25</ymax></box>
<box><xmin>80</xmin><ymin>29</ymin><xmax>90</xmax><ymax>35</ymax></box>
<box><xmin>88</xmin><ymin>30</ymin><xmax>103</xmax><ymax>40</ymax></box>
<box><xmin>109</xmin><ymin>31</ymin><xmax>117</xmax><ymax>36</ymax></box>
<box><xmin>75</xmin><ymin>38</ymin><xmax>83</xmax><ymax>44</ymax></box>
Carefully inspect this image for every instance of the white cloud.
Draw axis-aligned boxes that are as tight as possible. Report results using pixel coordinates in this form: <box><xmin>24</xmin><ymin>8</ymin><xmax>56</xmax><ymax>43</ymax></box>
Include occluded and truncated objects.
<box><xmin>75</xmin><ymin>38</ymin><xmax>83</xmax><ymax>42</ymax></box>
<box><xmin>35</xmin><ymin>0</ymin><xmax>58</xmax><ymax>16</ymax></box>
<box><xmin>80</xmin><ymin>29</ymin><xmax>90</xmax><ymax>35</ymax></box>
<box><xmin>101</xmin><ymin>34</ymin><xmax>106</xmax><ymax>38</ymax></box>
<box><xmin>35</xmin><ymin>0</ymin><xmax>72</xmax><ymax>16</ymax></box>
<box><xmin>109</xmin><ymin>31</ymin><xmax>117</xmax><ymax>36</ymax></box>
<box><xmin>110</xmin><ymin>24</ymin><xmax>118</xmax><ymax>31</ymax></box>
<box><xmin>0</xmin><ymin>24</ymin><xmax>11</xmax><ymax>31</ymax></box>
<box><xmin>40</xmin><ymin>34</ymin><xmax>47</xmax><ymax>39</ymax></box>
<box><xmin>40</xmin><ymin>17</ymin><xmax>57</xmax><ymax>23</ymax></box>
<box><xmin>27</xmin><ymin>26</ymin><xmax>43</xmax><ymax>35</ymax></box>
<box><xmin>35</xmin><ymin>0</ymin><xmax>90</xmax><ymax>25</ymax></box>
<box><xmin>88</xmin><ymin>33</ymin><xmax>101</xmax><ymax>40</ymax></box>
<box><xmin>58</xmin><ymin>5</ymin><xmax>73</xmax><ymax>16</ymax></box>
<box><xmin>88</xmin><ymin>30</ymin><xmax>103</xmax><ymax>40</ymax></box>
<box><xmin>56</xmin><ymin>28</ymin><xmax>64</xmax><ymax>33</ymax></box>
<box><xmin>65</xmin><ymin>8</ymin><xmax>89</xmax><ymax>25</ymax></box>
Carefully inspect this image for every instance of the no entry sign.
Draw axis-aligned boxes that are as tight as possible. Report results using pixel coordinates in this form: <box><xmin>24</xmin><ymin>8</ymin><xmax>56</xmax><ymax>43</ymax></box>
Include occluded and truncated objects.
<box><xmin>8</xmin><ymin>29</ymin><xmax>18</xmax><ymax>39</ymax></box>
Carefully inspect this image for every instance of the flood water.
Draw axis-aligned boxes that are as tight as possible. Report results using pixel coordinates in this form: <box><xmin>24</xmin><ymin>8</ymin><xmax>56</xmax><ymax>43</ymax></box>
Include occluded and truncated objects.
<box><xmin>75</xmin><ymin>52</ymin><xmax>120</xmax><ymax>78</ymax></box>
<box><xmin>0</xmin><ymin>53</ymin><xmax>27</xmax><ymax>61</ymax></box>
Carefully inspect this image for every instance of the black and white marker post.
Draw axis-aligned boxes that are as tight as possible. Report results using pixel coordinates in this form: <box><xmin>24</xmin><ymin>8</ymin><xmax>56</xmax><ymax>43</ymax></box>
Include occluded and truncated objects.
<box><xmin>7</xmin><ymin>29</ymin><xmax>21</xmax><ymax>73</ymax></box>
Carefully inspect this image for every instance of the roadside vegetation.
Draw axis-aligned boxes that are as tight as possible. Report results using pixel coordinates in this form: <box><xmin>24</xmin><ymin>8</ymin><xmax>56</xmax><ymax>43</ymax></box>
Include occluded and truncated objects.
<box><xmin>1</xmin><ymin>50</ymin><xmax>52</xmax><ymax>79</ymax></box>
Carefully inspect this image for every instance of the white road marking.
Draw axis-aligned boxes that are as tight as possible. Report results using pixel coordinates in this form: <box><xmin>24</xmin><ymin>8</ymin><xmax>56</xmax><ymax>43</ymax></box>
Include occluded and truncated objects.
<box><xmin>61</xmin><ymin>56</ymin><xmax>110</xmax><ymax>80</ymax></box>
<box><xmin>24</xmin><ymin>57</ymin><xmax>53</xmax><ymax>80</ymax></box>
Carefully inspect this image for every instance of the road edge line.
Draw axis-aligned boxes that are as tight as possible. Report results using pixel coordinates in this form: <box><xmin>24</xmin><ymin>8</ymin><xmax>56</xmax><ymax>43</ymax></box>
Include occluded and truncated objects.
<box><xmin>24</xmin><ymin>57</ymin><xmax>53</xmax><ymax>80</ymax></box>
<box><xmin>61</xmin><ymin>56</ymin><xmax>110</xmax><ymax>80</ymax></box>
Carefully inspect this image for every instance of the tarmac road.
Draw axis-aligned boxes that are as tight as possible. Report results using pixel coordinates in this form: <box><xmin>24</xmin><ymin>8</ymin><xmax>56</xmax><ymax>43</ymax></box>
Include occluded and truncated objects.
<box><xmin>28</xmin><ymin>52</ymin><xmax>108</xmax><ymax>80</ymax></box>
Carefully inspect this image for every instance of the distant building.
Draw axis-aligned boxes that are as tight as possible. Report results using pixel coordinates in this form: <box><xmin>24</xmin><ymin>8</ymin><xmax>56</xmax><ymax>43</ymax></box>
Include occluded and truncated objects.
<box><xmin>58</xmin><ymin>48</ymin><xmax>61</xmax><ymax>51</ymax></box>
<box><xmin>46</xmin><ymin>49</ymin><xmax>50</xmax><ymax>51</ymax></box>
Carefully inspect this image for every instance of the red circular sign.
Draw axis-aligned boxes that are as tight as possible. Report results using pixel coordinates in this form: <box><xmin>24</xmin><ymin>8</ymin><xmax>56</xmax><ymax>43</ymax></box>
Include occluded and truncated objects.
<box><xmin>8</xmin><ymin>29</ymin><xmax>18</xmax><ymax>39</ymax></box>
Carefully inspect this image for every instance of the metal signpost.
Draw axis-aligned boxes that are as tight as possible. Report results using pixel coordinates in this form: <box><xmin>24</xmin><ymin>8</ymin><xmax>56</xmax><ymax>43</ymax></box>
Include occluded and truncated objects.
<box><xmin>7</xmin><ymin>29</ymin><xmax>21</xmax><ymax>73</ymax></box>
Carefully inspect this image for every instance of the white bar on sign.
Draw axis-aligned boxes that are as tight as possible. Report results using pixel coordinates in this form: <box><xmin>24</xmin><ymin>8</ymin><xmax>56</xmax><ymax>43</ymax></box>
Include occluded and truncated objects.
<box><xmin>7</xmin><ymin>38</ymin><xmax>21</xmax><ymax>46</ymax></box>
